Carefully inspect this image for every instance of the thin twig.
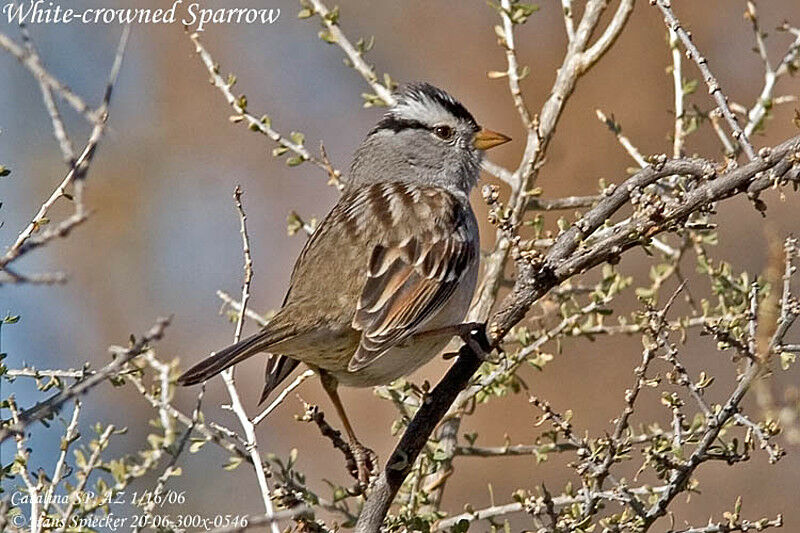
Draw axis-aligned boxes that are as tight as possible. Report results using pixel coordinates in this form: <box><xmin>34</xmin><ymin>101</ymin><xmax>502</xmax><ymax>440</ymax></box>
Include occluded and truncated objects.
<box><xmin>217</xmin><ymin>290</ymin><xmax>270</xmax><ymax>327</ymax></box>
<box><xmin>57</xmin><ymin>425</ymin><xmax>115</xmax><ymax>531</ymax></box>
<box><xmin>526</xmin><ymin>194</ymin><xmax>600</xmax><ymax>211</ymax></box>
<box><xmin>0</xmin><ymin>31</ymin><xmax>99</xmax><ymax>124</ymax></box>
<box><xmin>560</xmin><ymin>0</ymin><xmax>575</xmax><ymax>41</ymax></box>
<box><xmin>499</xmin><ymin>0</ymin><xmax>533</xmax><ymax>129</ymax></box>
<box><xmin>8</xmin><ymin>401</ymin><xmax>41</xmax><ymax>532</ymax></box>
<box><xmin>252</xmin><ymin>369</ymin><xmax>315</xmax><ymax>425</ymax></box>
<box><xmin>652</xmin><ymin>0</ymin><xmax>757</xmax><ymax>160</ymax></box>
<box><xmin>434</xmin><ymin>485</ymin><xmax>670</xmax><ymax>531</ymax></box>
<box><xmin>595</xmin><ymin>109</ymin><xmax>648</xmax><ymax>167</ymax></box>
<box><xmin>306</xmin><ymin>0</ymin><xmax>394</xmax><ymax>106</ymax></box>
<box><xmin>668</xmin><ymin>515</ymin><xmax>782</xmax><ymax>533</ymax></box>
<box><xmin>669</xmin><ymin>27</ymin><xmax>686</xmax><ymax>157</ymax></box>
<box><xmin>218</xmin><ymin>186</ymin><xmax>280</xmax><ymax>533</ymax></box>
<box><xmin>40</xmin><ymin>400</ymin><xmax>82</xmax><ymax>519</ymax></box>
<box><xmin>581</xmin><ymin>0</ymin><xmax>636</xmax><ymax>70</ymax></box>
<box><xmin>0</xmin><ymin>317</ymin><xmax>171</xmax><ymax>443</ymax></box>
<box><xmin>189</xmin><ymin>33</ymin><xmax>331</xmax><ymax>175</ymax></box>
<box><xmin>14</xmin><ymin>12</ymin><xmax>75</xmax><ymax>164</ymax></box>
<box><xmin>745</xmin><ymin>21</ymin><xmax>800</xmax><ymax>137</ymax></box>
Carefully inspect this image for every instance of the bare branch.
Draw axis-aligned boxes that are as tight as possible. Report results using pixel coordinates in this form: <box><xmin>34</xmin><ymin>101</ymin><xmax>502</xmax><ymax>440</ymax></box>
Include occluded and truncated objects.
<box><xmin>14</xmin><ymin>14</ymin><xmax>76</xmax><ymax>164</ymax></box>
<box><xmin>217</xmin><ymin>290</ymin><xmax>271</xmax><ymax>327</ymax></box>
<box><xmin>305</xmin><ymin>0</ymin><xmax>395</xmax><ymax>106</ymax></box>
<box><xmin>498</xmin><ymin>0</ymin><xmax>534</xmax><ymax>129</ymax></box>
<box><xmin>0</xmin><ymin>31</ymin><xmax>99</xmax><ymax>124</ymax></box>
<box><xmin>0</xmin><ymin>317</ymin><xmax>171</xmax><ymax>444</ymax></box>
<box><xmin>526</xmin><ymin>194</ymin><xmax>600</xmax><ymax>211</ymax></box>
<box><xmin>252</xmin><ymin>369</ymin><xmax>315</xmax><ymax>425</ymax></box>
<box><xmin>434</xmin><ymin>485</ymin><xmax>671</xmax><ymax>531</ymax></box>
<box><xmin>669</xmin><ymin>27</ymin><xmax>686</xmax><ymax>157</ymax></box>
<box><xmin>745</xmin><ymin>18</ymin><xmax>800</xmax><ymax>137</ymax></box>
<box><xmin>596</xmin><ymin>109</ymin><xmax>648</xmax><ymax>167</ymax></box>
<box><xmin>189</xmin><ymin>33</ymin><xmax>335</xmax><ymax>177</ymax></box>
<box><xmin>560</xmin><ymin>0</ymin><xmax>575</xmax><ymax>41</ymax></box>
<box><xmin>218</xmin><ymin>186</ymin><xmax>280</xmax><ymax>533</ymax></box>
<box><xmin>582</xmin><ymin>0</ymin><xmax>636</xmax><ymax>71</ymax></box>
<box><xmin>652</xmin><ymin>0</ymin><xmax>757</xmax><ymax>160</ymax></box>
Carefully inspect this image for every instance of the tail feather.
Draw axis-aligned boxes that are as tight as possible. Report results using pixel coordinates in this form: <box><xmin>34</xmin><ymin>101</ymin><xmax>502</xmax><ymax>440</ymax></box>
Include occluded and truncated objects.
<box><xmin>259</xmin><ymin>355</ymin><xmax>301</xmax><ymax>404</ymax></box>
<box><xmin>177</xmin><ymin>326</ymin><xmax>295</xmax><ymax>386</ymax></box>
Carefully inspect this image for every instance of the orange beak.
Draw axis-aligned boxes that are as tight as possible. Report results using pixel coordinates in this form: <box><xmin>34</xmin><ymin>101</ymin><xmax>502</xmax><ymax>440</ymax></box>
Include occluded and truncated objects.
<box><xmin>472</xmin><ymin>128</ymin><xmax>511</xmax><ymax>150</ymax></box>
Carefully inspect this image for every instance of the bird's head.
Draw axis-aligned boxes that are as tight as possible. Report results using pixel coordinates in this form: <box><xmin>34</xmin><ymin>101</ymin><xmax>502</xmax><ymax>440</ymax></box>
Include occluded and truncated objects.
<box><xmin>350</xmin><ymin>82</ymin><xmax>510</xmax><ymax>196</ymax></box>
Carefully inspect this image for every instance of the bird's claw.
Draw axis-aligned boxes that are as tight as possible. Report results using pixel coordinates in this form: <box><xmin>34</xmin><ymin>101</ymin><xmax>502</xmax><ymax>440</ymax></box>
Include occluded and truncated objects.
<box><xmin>347</xmin><ymin>441</ymin><xmax>378</xmax><ymax>493</ymax></box>
<box><xmin>457</xmin><ymin>322</ymin><xmax>493</xmax><ymax>361</ymax></box>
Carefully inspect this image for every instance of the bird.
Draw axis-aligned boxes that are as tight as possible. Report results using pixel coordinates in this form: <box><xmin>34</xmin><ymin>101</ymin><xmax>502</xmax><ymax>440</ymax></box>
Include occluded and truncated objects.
<box><xmin>177</xmin><ymin>82</ymin><xmax>510</xmax><ymax>485</ymax></box>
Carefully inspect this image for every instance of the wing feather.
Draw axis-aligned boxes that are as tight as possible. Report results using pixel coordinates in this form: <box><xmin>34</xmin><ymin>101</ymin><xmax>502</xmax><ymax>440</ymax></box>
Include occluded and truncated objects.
<box><xmin>349</xmin><ymin>223</ymin><xmax>475</xmax><ymax>371</ymax></box>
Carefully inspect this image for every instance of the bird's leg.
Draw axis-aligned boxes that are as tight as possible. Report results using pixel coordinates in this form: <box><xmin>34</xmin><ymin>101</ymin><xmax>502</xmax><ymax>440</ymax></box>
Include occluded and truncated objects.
<box><xmin>319</xmin><ymin>370</ymin><xmax>377</xmax><ymax>488</ymax></box>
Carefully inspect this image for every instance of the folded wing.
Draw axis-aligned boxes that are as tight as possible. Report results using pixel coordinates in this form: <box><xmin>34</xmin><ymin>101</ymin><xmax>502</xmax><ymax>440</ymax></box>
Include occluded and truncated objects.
<box><xmin>349</xmin><ymin>217</ymin><xmax>475</xmax><ymax>371</ymax></box>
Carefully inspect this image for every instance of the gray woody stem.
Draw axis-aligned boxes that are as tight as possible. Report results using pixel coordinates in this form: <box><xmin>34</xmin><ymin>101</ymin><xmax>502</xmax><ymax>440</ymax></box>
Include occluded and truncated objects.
<box><xmin>652</xmin><ymin>0</ymin><xmax>757</xmax><ymax>160</ymax></box>
<box><xmin>218</xmin><ymin>187</ymin><xmax>281</xmax><ymax>533</ymax></box>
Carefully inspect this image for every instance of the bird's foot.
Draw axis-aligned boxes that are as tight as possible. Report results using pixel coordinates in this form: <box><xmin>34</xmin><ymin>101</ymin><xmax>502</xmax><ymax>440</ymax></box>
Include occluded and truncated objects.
<box><xmin>346</xmin><ymin>440</ymin><xmax>378</xmax><ymax>493</ymax></box>
<box><xmin>456</xmin><ymin>322</ymin><xmax>493</xmax><ymax>361</ymax></box>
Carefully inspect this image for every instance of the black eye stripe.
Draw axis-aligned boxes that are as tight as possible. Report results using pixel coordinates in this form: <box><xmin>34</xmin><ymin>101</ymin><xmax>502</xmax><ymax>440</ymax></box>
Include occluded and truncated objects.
<box><xmin>371</xmin><ymin>116</ymin><xmax>431</xmax><ymax>135</ymax></box>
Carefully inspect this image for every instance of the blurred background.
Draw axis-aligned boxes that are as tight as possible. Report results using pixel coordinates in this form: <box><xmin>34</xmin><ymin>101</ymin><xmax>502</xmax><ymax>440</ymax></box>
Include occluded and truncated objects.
<box><xmin>1</xmin><ymin>0</ymin><xmax>799</xmax><ymax>529</ymax></box>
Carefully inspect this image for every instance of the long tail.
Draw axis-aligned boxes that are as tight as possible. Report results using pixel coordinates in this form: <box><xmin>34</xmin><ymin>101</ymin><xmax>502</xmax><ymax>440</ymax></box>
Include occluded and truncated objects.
<box><xmin>177</xmin><ymin>326</ymin><xmax>294</xmax><ymax>386</ymax></box>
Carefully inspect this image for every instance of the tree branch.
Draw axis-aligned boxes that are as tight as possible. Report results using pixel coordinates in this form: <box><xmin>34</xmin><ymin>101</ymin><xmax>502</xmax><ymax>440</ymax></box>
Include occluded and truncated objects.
<box><xmin>354</xmin><ymin>133</ymin><xmax>800</xmax><ymax>530</ymax></box>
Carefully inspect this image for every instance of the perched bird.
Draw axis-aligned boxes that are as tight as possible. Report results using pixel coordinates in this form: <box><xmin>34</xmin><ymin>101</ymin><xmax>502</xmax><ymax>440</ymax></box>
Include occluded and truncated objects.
<box><xmin>177</xmin><ymin>82</ymin><xmax>510</xmax><ymax>483</ymax></box>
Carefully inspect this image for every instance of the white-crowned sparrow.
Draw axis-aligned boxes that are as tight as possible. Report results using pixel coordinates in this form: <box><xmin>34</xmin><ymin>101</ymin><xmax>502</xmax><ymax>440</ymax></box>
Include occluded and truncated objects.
<box><xmin>178</xmin><ymin>82</ymin><xmax>510</xmax><ymax>483</ymax></box>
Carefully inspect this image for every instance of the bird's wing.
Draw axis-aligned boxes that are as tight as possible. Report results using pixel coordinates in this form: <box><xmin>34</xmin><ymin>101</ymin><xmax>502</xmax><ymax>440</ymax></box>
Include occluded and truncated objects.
<box><xmin>348</xmin><ymin>185</ymin><xmax>477</xmax><ymax>371</ymax></box>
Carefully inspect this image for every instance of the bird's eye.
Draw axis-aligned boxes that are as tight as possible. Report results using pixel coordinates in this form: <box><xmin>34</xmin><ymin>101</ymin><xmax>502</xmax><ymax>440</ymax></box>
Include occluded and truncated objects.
<box><xmin>433</xmin><ymin>125</ymin><xmax>454</xmax><ymax>140</ymax></box>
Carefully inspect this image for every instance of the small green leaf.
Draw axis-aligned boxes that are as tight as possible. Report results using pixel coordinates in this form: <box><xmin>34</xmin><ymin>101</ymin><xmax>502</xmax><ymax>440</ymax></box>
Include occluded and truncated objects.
<box><xmin>682</xmin><ymin>78</ymin><xmax>699</xmax><ymax>95</ymax></box>
<box><xmin>74</xmin><ymin>449</ymin><xmax>87</xmax><ymax>469</ymax></box>
<box><xmin>189</xmin><ymin>438</ymin><xmax>207</xmax><ymax>454</ymax></box>
<box><xmin>323</xmin><ymin>5</ymin><xmax>339</xmax><ymax>24</ymax></box>
<box><xmin>780</xmin><ymin>351</ymin><xmax>796</xmax><ymax>370</ymax></box>
<box><xmin>318</xmin><ymin>29</ymin><xmax>337</xmax><ymax>43</ymax></box>
<box><xmin>223</xmin><ymin>456</ymin><xmax>243</xmax><ymax>471</ymax></box>
<box><xmin>508</xmin><ymin>2</ymin><xmax>539</xmax><ymax>24</ymax></box>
